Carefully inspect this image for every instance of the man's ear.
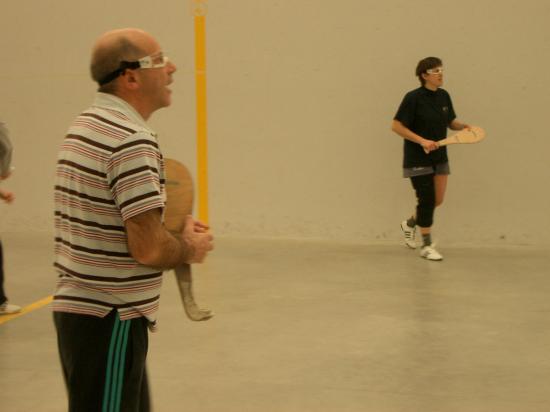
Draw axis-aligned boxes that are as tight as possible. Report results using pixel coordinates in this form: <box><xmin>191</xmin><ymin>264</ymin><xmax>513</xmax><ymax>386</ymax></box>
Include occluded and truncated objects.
<box><xmin>120</xmin><ymin>70</ymin><xmax>140</xmax><ymax>91</ymax></box>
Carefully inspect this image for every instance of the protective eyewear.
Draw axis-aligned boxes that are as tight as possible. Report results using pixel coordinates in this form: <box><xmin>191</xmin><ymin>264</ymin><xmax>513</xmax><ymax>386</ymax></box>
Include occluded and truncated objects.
<box><xmin>135</xmin><ymin>53</ymin><xmax>169</xmax><ymax>69</ymax></box>
<box><xmin>426</xmin><ymin>67</ymin><xmax>444</xmax><ymax>75</ymax></box>
<box><xmin>98</xmin><ymin>53</ymin><xmax>169</xmax><ymax>86</ymax></box>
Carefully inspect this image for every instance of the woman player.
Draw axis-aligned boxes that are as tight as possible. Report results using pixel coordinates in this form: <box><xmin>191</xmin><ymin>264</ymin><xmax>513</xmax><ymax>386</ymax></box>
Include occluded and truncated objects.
<box><xmin>391</xmin><ymin>57</ymin><xmax>470</xmax><ymax>261</ymax></box>
<box><xmin>0</xmin><ymin>121</ymin><xmax>20</xmax><ymax>314</ymax></box>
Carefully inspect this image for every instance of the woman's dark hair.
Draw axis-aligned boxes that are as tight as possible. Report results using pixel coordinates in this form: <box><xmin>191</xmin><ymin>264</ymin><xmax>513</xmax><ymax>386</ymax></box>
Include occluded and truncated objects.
<box><xmin>415</xmin><ymin>57</ymin><xmax>442</xmax><ymax>86</ymax></box>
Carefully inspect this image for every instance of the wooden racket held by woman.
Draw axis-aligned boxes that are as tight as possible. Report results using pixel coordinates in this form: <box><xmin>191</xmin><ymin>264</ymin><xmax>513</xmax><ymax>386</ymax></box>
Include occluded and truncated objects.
<box><xmin>439</xmin><ymin>125</ymin><xmax>486</xmax><ymax>147</ymax></box>
<box><xmin>424</xmin><ymin>126</ymin><xmax>486</xmax><ymax>153</ymax></box>
<box><xmin>164</xmin><ymin>158</ymin><xmax>213</xmax><ymax>321</ymax></box>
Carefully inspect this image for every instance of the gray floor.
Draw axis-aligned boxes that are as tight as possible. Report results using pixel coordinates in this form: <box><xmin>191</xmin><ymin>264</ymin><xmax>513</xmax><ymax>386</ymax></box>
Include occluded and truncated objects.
<box><xmin>1</xmin><ymin>233</ymin><xmax>549</xmax><ymax>412</ymax></box>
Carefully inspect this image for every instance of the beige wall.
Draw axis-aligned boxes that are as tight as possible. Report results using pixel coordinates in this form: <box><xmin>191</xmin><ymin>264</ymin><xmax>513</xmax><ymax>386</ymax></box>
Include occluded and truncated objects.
<box><xmin>1</xmin><ymin>1</ymin><xmax>549</xmax><ymax>246</ymax></box>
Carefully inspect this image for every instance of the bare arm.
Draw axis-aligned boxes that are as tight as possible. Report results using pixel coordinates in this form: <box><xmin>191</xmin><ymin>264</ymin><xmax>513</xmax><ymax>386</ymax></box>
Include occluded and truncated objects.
<box><xmin>391</xmin><ymin>120</ymin><xmax>438</xmax><ymax>152</ymax></box>
<box><xmin>125</xmin><ymin>208</ymin><xmax>213</xmax><ymax>269</ymax></box>
<box><xmin>449</xmin><ymin>119</ymin><xmax>470</xmax><ymax>131</ymax></box>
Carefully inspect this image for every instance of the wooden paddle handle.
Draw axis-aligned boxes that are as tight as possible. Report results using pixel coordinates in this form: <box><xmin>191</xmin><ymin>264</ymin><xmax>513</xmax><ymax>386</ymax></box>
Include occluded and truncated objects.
<box><xmin>164</xmin><ymin>158</ymin><xmax>213</xmax><ymax>321</ymax></box>
<box><xmin>174</xmin><ymin>264</ymin><xmax>213</xmax><ymax>321</ymax></box>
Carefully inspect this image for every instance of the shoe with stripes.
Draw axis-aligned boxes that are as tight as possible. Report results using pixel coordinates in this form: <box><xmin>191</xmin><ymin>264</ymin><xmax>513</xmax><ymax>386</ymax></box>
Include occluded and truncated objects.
<box><xmin>420</xmin><ymin>244</ymin><xmax>443</xmax><ymax>261</ymax></box>
<box><xmin>400</xmin><ymin>220</ymin><xmax>417</xmax><ymax>249</ymax></box>
<box><xmin>0</xmin><ymin>302</ymin><xmax>21</xmax><ymax>315</ymax></box>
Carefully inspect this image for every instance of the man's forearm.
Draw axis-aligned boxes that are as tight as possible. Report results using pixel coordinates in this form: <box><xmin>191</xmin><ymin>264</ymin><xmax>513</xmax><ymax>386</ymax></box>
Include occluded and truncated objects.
<box><xmin>125</xmin><ymin>209</ymin><xmax>193</xmax><ymax>269</ymax></box>
<box><xmin>151</xmin><ymin>231</ymin><xmax>193</xmax><ymax>269</ymax></box>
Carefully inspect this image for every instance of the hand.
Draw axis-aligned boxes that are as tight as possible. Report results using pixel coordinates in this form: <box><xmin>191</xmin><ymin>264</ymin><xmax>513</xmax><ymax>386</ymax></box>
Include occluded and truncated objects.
<box><xmin>463</xmin><ymin>124</ymin><xmax>472</xmax><ymax>131</ymax></box>
<box><xmin>181</xmin><ymin>215</ymin><xmax>214</xmax><ymax>264</ymax></box>
<box><xmin>421</xmin><ymin>139</ymin><xmax>439</xmax><ymax>153</ymax></box>
<box><xmin>0</xmin><ymin>190</ymin><xmax>14</xmax><ymax>204</ymax></box>
<box><xmin>193</xmin><ymin>219</ymin><xmax>210</xmax><ymax>234</ymax></box>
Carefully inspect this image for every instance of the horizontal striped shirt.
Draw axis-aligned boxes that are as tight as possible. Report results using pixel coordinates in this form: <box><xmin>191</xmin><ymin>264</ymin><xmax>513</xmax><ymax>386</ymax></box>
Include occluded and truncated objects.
<box><xmin>53</xmin><ymin>93</ymin><xmax>166</xmax><ymax>327</ymax></box>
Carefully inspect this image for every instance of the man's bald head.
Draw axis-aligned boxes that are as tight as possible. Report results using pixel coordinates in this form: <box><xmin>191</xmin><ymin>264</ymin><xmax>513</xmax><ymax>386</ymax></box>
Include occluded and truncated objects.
<box><xmin>88</xmin><ymin>28</ymin><xmax>175</xmax><ymax>119</ymax></box>
<box><xmin>90</xmin><ymin>29</ymin><xmax>152</xmax><ymax>93</ymax></box>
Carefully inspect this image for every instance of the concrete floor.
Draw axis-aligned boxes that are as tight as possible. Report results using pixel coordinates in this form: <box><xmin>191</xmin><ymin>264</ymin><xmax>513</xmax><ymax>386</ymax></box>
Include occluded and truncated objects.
<box><xmin>1</xmin><ymin>232</ymin><xmax>549</xmax><ymax>412</ymax></box>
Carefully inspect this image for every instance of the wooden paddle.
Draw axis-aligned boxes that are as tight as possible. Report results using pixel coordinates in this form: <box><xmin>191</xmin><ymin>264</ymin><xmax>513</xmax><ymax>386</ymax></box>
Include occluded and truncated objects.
<box><xmin>424</xmin><ymin>126</ymin><xmax>486</xmax><ymax>153</ymax></box>
<box><xmin>438</xmin><ymin>126</ymin><xmax>486</xmax><ymax>148</ymax></box>
<box><xmin>164</xmin><ymin>158</ymin><xmax>213</xmax><ymax>321</ymax></box>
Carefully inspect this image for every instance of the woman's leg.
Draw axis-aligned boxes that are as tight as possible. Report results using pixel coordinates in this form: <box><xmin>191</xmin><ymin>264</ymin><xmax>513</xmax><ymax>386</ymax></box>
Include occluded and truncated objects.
<box><xmin>410</xmin><ymin>174</ymin><xmax>443</xmax><ymax>260</ymax></box>
<box><xmin>0</xmin><ymin>240</ymin><xmax>7</xmax><ymax>305</ymax></box>
<box><xmin>0</xmin><ymin>241</ymin><xmax>21</xmax><ymax>313</ymax></box>
<box><xmin>410</xmin><ymin>174</ymin><xmax>436</xmax><ymax>236</ymax></box>
<box><xmin>434</xmin><ymin>174</ymin><xmax>448</xmax><ymax>207</ymax></box>
<box><xmin>418</xmin><ymin>173</ymin><xmax>447</xmax><ymax>235</ymax></box>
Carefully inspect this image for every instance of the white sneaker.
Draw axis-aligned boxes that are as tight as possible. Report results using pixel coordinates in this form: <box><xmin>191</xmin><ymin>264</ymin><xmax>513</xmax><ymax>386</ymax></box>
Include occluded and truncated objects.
<box><xmin>420</xmin><ymin>244</ymin><xmax>443</xmax><ymax>261</ymax></box>
<box><xmin>400</xmin><ymin>220</ymin><xmax>417</xmax><ymax>249</ymax></box>
<box><xmin>0</xmin><ymin>302</ymin><xmax>21</xmax><ymax>315</ymax></box>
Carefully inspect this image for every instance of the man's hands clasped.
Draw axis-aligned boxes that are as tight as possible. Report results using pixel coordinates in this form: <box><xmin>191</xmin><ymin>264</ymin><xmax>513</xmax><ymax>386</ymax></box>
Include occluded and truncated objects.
<box><xmin>180</xmin><ymin>215</ymin><xmax>214</xmax><ymax>264</ymax></box>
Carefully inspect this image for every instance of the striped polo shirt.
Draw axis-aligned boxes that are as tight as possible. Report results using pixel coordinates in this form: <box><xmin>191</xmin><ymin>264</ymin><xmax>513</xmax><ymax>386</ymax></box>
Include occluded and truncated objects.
<box><xmin>53</xmin><ymin>93</ymin><xmax>166</xmax><ymax>326</ymax></box>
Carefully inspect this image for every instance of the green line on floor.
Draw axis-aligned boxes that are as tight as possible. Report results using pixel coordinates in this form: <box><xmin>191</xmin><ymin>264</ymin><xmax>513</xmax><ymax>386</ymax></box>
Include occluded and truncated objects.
<box><xmin>0</xmin><ymin>296</ymin><xmax>53</xmax><ymax>326</ymax></box>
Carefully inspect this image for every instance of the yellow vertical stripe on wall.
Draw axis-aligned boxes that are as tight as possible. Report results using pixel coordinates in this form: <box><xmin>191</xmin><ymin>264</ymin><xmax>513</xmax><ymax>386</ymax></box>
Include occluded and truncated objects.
<box><xmin>194</xmin><ymin>13</ymin><xmax>209</xmax><ymax>224</ymax></box>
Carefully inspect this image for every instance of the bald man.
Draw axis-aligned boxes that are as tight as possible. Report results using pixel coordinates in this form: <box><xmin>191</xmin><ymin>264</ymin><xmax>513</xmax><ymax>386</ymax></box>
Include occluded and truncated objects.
<box><xmin>53</xmin><ymin>29</ymin><xmax>213</xmax><ymax>412</ymax></box>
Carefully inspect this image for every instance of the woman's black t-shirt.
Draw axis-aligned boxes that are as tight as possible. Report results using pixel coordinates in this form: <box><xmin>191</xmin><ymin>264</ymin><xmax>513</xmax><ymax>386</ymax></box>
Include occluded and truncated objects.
<box><xmin>394</xmin><ymin>87</ymin><xmax>456</xmax><ymax>168</ymax></box>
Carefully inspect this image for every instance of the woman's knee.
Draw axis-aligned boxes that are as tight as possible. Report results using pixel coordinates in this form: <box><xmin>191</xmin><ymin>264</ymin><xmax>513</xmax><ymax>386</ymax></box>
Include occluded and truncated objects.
<box><xmin>411</xmin><ymin>175</ymin><xmax>436</xmax><ymax>227</ymax></box>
